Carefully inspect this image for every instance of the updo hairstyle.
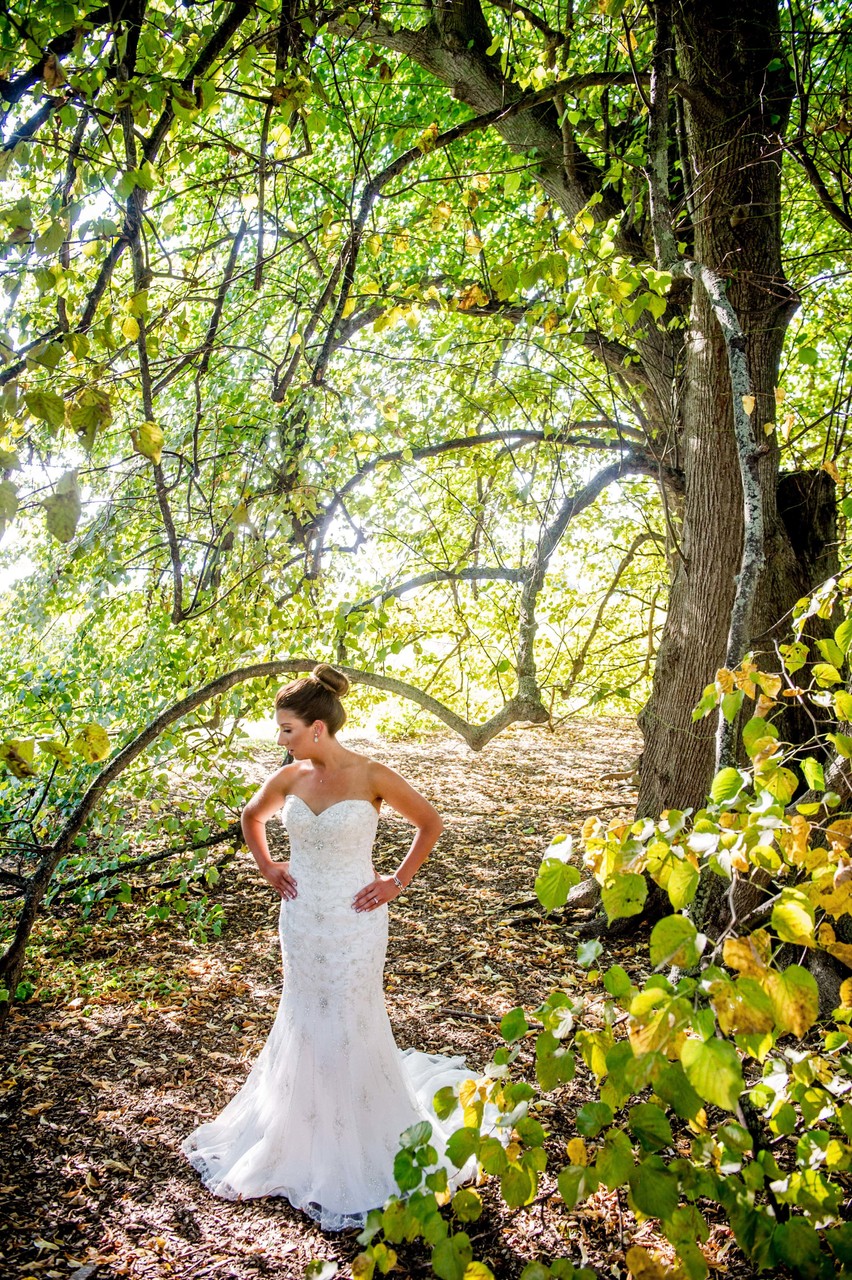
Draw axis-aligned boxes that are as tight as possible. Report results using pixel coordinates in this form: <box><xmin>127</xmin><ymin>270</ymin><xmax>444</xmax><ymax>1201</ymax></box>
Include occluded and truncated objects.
<box><xmin>275</xmin><ymin>663</ymin><xmax>349</xmax><ymax>735</ymax></box>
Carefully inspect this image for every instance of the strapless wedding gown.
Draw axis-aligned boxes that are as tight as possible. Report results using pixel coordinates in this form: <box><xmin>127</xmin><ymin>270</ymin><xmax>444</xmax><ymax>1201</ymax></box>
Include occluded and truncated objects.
<box><xmin>181</xmin><ymin>795</ymin><xmax>477</xmax><ymax>1230</ymax></box>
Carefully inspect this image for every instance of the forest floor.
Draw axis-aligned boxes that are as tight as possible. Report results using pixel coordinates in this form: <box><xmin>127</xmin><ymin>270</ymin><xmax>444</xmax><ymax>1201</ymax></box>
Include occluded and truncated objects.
<box><xmin>0</xmin><ymin>721</ymin><xmax>753</xmax><ymax>1280</ymax></box>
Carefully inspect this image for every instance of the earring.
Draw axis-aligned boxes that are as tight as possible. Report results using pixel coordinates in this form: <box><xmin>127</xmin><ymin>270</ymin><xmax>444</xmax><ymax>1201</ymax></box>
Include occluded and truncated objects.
<box><xmin>313</xmin><ymin>732</ymin><xmax>319</xmax><ymax>742</ymax></box>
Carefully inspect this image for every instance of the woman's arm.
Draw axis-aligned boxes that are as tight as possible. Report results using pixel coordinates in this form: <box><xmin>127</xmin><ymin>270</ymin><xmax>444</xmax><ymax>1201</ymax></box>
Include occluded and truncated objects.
<box><xmin>241</xmin><ymin>767</ymin><xmax>298</xmax><ymax>899</ymax></box>
<box><xmin>353</xmin><ymin>763</ymin><xmax>444</xmax><ymax>913</ymax></box>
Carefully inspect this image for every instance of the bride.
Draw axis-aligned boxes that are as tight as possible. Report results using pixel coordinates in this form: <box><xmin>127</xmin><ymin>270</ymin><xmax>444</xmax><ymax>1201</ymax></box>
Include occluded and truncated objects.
<box><xmin>181</xmin><ymin>664</ymin><xmax>478</xmax><ymax>1230</ymax></box>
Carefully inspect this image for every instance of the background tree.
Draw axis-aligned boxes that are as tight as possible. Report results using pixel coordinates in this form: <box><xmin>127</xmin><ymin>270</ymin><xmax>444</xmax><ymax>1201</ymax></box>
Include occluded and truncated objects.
<box><xmin>0</xmin><ymin>0</ymin><xmax>851</xmax><ymax>990</ymax></box>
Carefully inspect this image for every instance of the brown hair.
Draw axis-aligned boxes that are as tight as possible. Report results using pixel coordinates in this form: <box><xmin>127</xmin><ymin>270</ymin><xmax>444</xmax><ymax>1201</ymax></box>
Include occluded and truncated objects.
<box><xmin>275</xmin><ymin>663</ymin><xmax>349</xmax><ymax>735</ymax></box>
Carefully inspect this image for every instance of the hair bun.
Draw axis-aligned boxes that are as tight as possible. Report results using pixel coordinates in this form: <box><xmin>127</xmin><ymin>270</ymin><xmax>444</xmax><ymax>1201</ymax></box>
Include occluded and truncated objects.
<box><xmin>311</xmin><ymin>663</ymin><xmax>349</xmax><ymax>698</ymax></box>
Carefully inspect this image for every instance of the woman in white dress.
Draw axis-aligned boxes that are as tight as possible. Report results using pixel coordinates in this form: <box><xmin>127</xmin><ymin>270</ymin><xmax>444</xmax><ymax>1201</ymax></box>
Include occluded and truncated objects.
<box><xmin>181</xmin><ymin>664</ymin><xmax>476</xmax><ymax>1230</ymax></box>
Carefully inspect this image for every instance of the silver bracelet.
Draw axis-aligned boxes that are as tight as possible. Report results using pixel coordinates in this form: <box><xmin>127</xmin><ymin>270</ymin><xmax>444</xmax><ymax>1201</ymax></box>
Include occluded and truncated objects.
<box><xmin>392</xmin><ymin>873</ymin><xmax>405</xmax><ymax>890</ymax></box>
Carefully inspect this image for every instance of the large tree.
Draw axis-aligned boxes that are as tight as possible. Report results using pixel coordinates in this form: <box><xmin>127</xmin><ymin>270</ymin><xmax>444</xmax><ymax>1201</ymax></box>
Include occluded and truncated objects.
<box><xmin>0</xmin><ymin>0</ymin><xmax>849</xmax><ymax>979</ymax></box>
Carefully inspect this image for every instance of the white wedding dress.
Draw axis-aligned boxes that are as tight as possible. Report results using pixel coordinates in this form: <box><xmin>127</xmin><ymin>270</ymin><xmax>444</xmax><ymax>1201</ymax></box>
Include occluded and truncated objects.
<box><xmin>181</xmin><ymin>795</ymin><xmax>478</xmax><ymax>1230</ymax></box>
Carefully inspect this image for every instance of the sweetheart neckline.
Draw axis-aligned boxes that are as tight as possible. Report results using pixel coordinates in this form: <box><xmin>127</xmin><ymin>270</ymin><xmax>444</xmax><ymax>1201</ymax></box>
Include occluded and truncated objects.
<box><xmin>284</xmin><ymin>794</ymin><xmax>380</xmax><ymax>821</ymax></box>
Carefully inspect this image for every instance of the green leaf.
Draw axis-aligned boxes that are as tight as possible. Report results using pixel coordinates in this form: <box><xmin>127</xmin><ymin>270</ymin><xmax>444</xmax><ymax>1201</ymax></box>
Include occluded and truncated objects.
<box><xmin>393</xmin><ymin>1148</ymin><xmax>423</xmax><ymax>1192</ymax></box>
<box><xmin>835</xmin><ymin>616</ymin><xmax>852</xmax><ymax>657</ymax></box>
<box><xmin>556</xmin><ymin>1163</ymin><xmax>599</xmax><ymax>1209</ymax></box>
<box><xmin>535</xmin><ymin>1029</ymin><xmax>576</xmax><ymax>1091</ymax></box>
<box><xmin>650</xmin><ymin>915</ymin><xmax>701</xmax><ymax>969</ymax></box>
<box><xmin>710</xmin><ymin>767</ymin><xmax>746</xmax><ymax>805</ymax></box>
<box><xmin>68</xmin><ymin>387</ymin><xmax>112</xmax><ymax>451</ymax></box>
<box><xmin>500</xmin><ymin>1007</ymin><xmax>528</xmax><ymax>1042</ymax></box>
<box><xmin>628</xmin><ymin>1103</ymin><xmax>673</xmax><ymax>1152</ymax></box>
<box><xmin>601</xmin><ymin>872</ymin><xmax>647</xmax><ymax>923</ymax></box>
<box><xmin>834</xmin><ymin>689</ymin><xmax>852</xmax><ymax>722</ymax></box>
<box><xmin>828</xmin><ymin>732</ymin><xmax>852</xmax><ymax>759</ymax></box>
<box><xmin>596</xmin><ymin>1127</ymin><xmax>634</xmax><ymax>1189</ymax></box>
<box><xmin>652</xmin><ymin>1062</ymin><xmax>704</xmax><ymax>1121</ymax></box>
<box><xmin>743</xmin><ymin>716</ymin><xmax>778</xmax><ymax>755</ymax></box>
<box><xmin>451</xmin><ymin>1188</ymin><xmax>482</xmax><ymax>1222</ymax></box>
<box><xmin>575</xmin><ymin>1101</ymin><xmax>613</xmax><ymax>1137</ymax></box>
<box><xmin>431</xmin><ymin>1233</ymin><xmax>473</xmax><ymax>1280</ymax></box>
<box><xmin>0</xmin><ymin>477</ymin><xmax>18</xmax><ymax>538</ymax></box>
<box><xmin>721</xmin><ymin>689</ymin><xmax>744</xmax><ymax>723</ymax></box>
<box><xmin>780</xmin><ymin>640</ymin><xmax>809</xmax><ymax>674</ymax></box>
<box><xmin>772</xmin><ymin>1218</ymin><xmax>825</xmax><ymax>1279</ymax></box>
<box><xmin>400</xmin><ymin>1119</ymin><xmax>433</xmax><ymax>1148</ymax></box>
<box><xmin>535</xmin><ymin>857</ymin><xmax>581</xmax><ymax>911</ymax></box>
<box><xmin>42</xmin><ymin>469</ymin><xmax>81</xmax><ymax>543</ymax></box>
<box><xmin>25</xmin><ymin>388</ymin><xmax>65</xmax><ymax>428</ymax></box>
<box><xmin>434</xmin><ymin>1086</ymin><xmax>459</xmax><ymax>1121</ymax></box>
<box><xmin>771</xmin><ymin>888</ymin><xmax>815</xmax><ymax>944</ymax></box>
<box><xmin>603</xmin><ymin>965</ymin><xmax>633</xmax><ymax>998</ymax></box>
<box><xmin>680</xmin><ymin>1038</ymin><xmax>744</xmax><ymax>1112</ymax></box>
<box><xmin>445</xmin><ymin>1127</ymin><xmax>479</xmax><ymax>1168</ymax></box>
<box><xmin>817</xmin><ymin>637</ymin><xmax>846</xmax><ymax>668</ymax></box>
<box><xmin>500</xmin><ymin>1163</ymin><xmax>535</xmax><ymax>1208</ymax></box>
<box><xmin>800</xmin><ymin>757</ymin><xmax>825</xmax><ymax>791</ymax></box>
<box><xmin>477</xmin><ymin>1136</ymin><xmax>508</xmax><ymax>1175</ymax></box>
<box><xmin>628</xmin><ymin>1155</ymin><xmax>679</xmax><ymax>1220</ymax></box>
<box><xmin>576</xmin><ymin>939</ymin><xmax>602</xmax><ymax>968</ymax></box>
<box><xmin>813</xmin><ymin>662</ymin><xmax>843</xmax><ymax>686</ymax></box>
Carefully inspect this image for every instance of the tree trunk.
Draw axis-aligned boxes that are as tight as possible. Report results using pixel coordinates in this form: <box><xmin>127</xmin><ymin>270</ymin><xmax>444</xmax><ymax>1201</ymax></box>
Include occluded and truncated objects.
<box><xmin>637</xmin><ymin>0</ymin><xmax>803</xmax><ymax>818</ymax></box>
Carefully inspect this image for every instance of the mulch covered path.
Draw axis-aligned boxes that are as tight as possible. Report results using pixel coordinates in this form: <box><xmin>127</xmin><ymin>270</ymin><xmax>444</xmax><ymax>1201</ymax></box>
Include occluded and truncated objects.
<box><xmin>0</xmin><ymin>722</ymin><xmax>748</xmax><ymax>1280</ymax></box>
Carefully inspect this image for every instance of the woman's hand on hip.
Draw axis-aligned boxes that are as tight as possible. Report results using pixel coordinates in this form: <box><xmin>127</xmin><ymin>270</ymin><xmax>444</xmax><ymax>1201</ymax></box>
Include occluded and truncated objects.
<box><xmin>353</xmin><ymin>875</ymin><xmax>399</xmax><ymax>912</ymax></box>
<box><xmin>263</xmin><ymin>861</ymin><xmax>298</xmax><ymax>899</ymax></box>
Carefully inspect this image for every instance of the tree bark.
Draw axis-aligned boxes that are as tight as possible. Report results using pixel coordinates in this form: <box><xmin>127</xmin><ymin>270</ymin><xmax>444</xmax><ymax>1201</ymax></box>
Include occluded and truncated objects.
<box><xmin>637</xmin><ymin>0</ymin><xmax>803</xmax><ymax>818</ymax></box>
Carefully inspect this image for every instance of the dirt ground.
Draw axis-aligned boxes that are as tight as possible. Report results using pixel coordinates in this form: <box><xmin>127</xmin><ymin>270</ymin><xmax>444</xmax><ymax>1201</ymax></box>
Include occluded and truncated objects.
<box><xmin>0</xmin><ymin>721</ymin><xmax>750</xmax><ymax>1280</ymax></box>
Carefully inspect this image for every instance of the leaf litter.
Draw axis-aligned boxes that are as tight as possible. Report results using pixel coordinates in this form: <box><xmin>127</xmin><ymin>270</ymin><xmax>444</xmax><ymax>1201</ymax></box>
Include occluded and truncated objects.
<box><xmin>0</xmin><ymin>721</ymin><xmax>751</xmax><ymax>1278</ymax></box>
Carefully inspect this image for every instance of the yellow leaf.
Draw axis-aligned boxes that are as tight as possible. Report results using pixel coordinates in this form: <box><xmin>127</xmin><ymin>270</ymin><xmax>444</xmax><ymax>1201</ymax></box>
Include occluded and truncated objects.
<box><xmin>723</xmin><ymin>933</ymin><xmax>769</xmax><ymax>977</ymax></box>
<box><xmin>0</xmin><ymin>740</ymin><xmax>38</xmax><ymax>779</ymax></box>
<box><xmin>822</xmin><ymin>458</ymin><xmax>841</xmax><ymax>483</ymax></box>
<box><xmin>457</xmin><ymin>283</ymin><xmax>489</xmax><ymax>311</ymax></box>
<box><xmin>71</xmin><ymin>723</ymin><xmax>111</xmax><ymax>763</ymax></box>
<box><xmin>288</xmin><ymin>332</ymin><xmax>302</xmax><ymax>347</ymax></box>
<box><xmin>840</xmin><ymin>977</ymin><xmax>852</xmax><ymax>1008</ymax></box>
<box><xmin>341</xmin><ymin>296</ymin><xmax>356</xmax><ymax>319</ymax></box>
<box><xmin>715</xmin><ymin>667</ymin><xmax>735</xmax><ymax>694</ymax></box>
<box><xmin>754</xmin><ymin>692</ymin><xmax>777</xmax><ymax>719</ymax></box>
<box><xmin>742</xmin><ymin>394</ymin><xmax>755</xmax><ymax>416</ymax></box>
<box><xmin>465</xmin><ymin>231</ymin><xmax>483</xmax><ymax>255</ymax></box>
<box><xmin>774</xmin><ymin>386</ymin><xmax>786</xmax><ymax>404</ymax></box>
<box><xmin>566</xmin><ymin>1137</ymin><xmax>587</xmax><ymax>1166</ymax></box>
<box><xmin>459</xmin><ymin>1079</ymin><xmax>479</xmax><ymax>1109</ymax></box>
<box><xmin>131</xmin><ymin>420</ymin><xmax>164</xmax><ymax>465</ymax></box>
<box><xmin>820</xmin><ymin>922</ymin><xmax>852</xmax><ymax>969</ymax></box>
<box><xmin>756</xmin><ymin>671</ymin><xmax>783</xmax><ymax>698</ymax></box>
<box><xmin>626</xmin><ymin>1245</ymin><xmax>669</xmax><ymax>1280</ymax></box>
<box><xmin>43</xmin><ymin>52</ymin><xmax>66</xmax><ymax>90</ymax></box>
<box><xmin>416</xmin><ymin>121</ymin><xmax>439</xmax><ymax>153</ymax></box>
<box><xmin>762</xmin><ymin>965</ymin><xmax>819</xmax><ymax>1036</ymax></box>
<box><xmin>782</xmin><ymin>411</ymin><xmax>795</xmax><ymax>441</ymax></box>
<box><xmin>430</xmin><ymin>202</ymin><xmax>452</xmax><ymax>232</ymax></box>
<box><xmin>763</xmin><ymin>421</ymin><xmax>775</xmax><ymax>436</ymax></box>
<box><xmin>121</xmin><ymin>316</ymin><xmax>140</xmax><ymax>341</ymax></box>
<box><xmin>828</xmin><ymin>819</ymin><xmax>852</xmax><ymax>850</ymax></box>
<box><xmin>777</xmin><ymin>814</ymin><xmax>811</xmax><ymax>867</ymax></box>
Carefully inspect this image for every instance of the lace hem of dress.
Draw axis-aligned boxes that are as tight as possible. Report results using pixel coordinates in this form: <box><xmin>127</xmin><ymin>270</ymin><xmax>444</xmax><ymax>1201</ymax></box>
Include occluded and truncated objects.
<box><xmin>181</xmin><ymin>1142</ymin><xmax>368</xmax><ymax>1231</ymax></box>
